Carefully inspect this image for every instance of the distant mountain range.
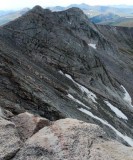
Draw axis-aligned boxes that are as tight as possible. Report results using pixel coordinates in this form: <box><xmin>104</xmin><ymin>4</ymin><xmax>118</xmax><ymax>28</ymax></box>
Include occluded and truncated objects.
<box><xmin>0</xmin><ymin>3</ymin><xmax>133</xmax><ymax>27</ymax></box>
<box><xmin>90</xmin><ymin>13</ymin><xmax>121</xmax><ymax>24</ymax></box>
<box><xmin>48</xmin><ymin>3</ymin><xmax>133</xmax><ymax>27</ymax></box>
<box><xmin>90</xmin><ymin>13</ymin><xmax>133</xmax><ymax>27</ymax></box>
<box><xmin>0</xmin><ymin>8</ymin><xmax>29</xmax><ymax>26</ymax></box>
<box><xmin>0</xmin><ymin>10</ymin><xmax>13</xmax><ymax>16</ymax></box>
<box><xmin>48</xmin><ymin>3</ymin><xmax>133</xmax><ymax>18</ymax></box>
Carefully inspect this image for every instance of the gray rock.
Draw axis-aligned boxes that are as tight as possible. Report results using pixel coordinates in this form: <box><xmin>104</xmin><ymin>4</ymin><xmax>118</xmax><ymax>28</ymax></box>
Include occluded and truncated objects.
<box><xmin>0</xmin><ymin>117</ymin><xmax>21</xmax><ymax>160</ymax></box>
<box><xmin>0</xmin><ymin>106</ymin><xmax>14</xmax><ymax>119</ymax></box>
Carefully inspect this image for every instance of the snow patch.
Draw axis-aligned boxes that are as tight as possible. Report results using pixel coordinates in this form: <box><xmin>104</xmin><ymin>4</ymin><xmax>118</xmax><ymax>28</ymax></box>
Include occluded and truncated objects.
<box><xmin>79</xmin><ymin>108</ymin><xmax>133</xmax><ymax>146</ymax></box>
<box><xmin>104</xmin><ymin>101</ymin><xmax>128</xmax><ymax>120</ymax></box>
<box><xmin>64</xmin><ymin>72</ymin><xmax>97</xmax><ymax>103</ymax></box>
<box><xmin>59</xmin><ymin>70</ymin><xmax>97</xmax><ymax>103</ymax></box>
<box><xmin>65</xmin><ymin>74</ymin><xmax>75</xmax><ymax>83</ymax></box>
<box><xmin>88</xmin><ymin>43</ymin><xmax>97</xmax><ymax>49</ymax></box>
<box><xmin>59</xmin><ymin>70</ymin><xmax>64</xmax><ymax>75</ymax></box>
<box><xmin>77</xmin><ymin>82</ymin><xmax>97</xmax><ymax>103</ymax></box>
<box><xmin>68</xmin><ymin>94</ymin><xmax>90</xmax><ymax>110</ymax></box>
<box><xmin>121</xmin><ymin>85</ymin><xmax>133</xmax><ymax>107</ymax></box>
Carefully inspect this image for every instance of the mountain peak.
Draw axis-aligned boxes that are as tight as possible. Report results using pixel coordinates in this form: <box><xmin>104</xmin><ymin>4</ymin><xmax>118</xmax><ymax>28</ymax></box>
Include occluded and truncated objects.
<box><xmin>30</xmin><ymin>5</ymin><xmax>51</xmax><ymax>15</ymax></box>
<box><xmin>63</xmin><ymin>7</ymin><xmax>84</xmax><ymax>15</ymax></box>
<box><xmin>66</xmin><ymin>7</ymin><xmax>84</xmax><ymax>14</ymax></box>
<box><xmin>32</xmin><ymin>5</ymin><xmax>43</xmax><ymax>12</ymax></box>
<box><xmin>61</xmin><ymin>7</ymin><xmax>89</xmax><ymax>22</ymax></box>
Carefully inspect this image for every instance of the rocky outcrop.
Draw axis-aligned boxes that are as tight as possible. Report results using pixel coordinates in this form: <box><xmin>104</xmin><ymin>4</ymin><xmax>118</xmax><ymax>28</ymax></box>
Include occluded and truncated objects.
<box><xmin>0</xmin><ymin>111</ymin><xmax>132</xmax><ymax>160</ymax></box>
<box><xmin>12</xmin><ymin>118</ymin><xmax>133</xmax><ymax>160</ymax></box>
<box><xmin>11</xmin><ymin>112</ymin><xmax>51</xmax><ymax>141</ymax></box>
<box><xmin>0</xmin><ymin>117</ymin><xmax>21</xmax><ymax>160</ymax></box>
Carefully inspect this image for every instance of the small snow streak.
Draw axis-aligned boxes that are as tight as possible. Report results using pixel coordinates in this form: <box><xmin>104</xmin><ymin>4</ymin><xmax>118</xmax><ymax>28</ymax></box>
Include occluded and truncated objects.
<box><xmin>77</xmin><ymin>83</ymin><xmax>97</xmax><ymax>103</ymax></box>
<box><xmin>68</xmin><ymin>94</ymin><xmax>90</xmax><ymax>110</ymax></box>
<box><xmin>104</xmin><ymin>101</ymin><xmax>128</xmax><ymax>120</ymax></box>
<box><xmin>88</xmin><ymin>43</ymin><xmax>97</xmax><ymax>49</ymax></box>
<box><xmin>58</xmin><ymin>70</ymin><xmax>64</xmax><ymax>75</ymax></box>
<box><xmin>121</xmin><ymin>85</ymin><xmax>133</xmax><ymax>108</ymax></box>
<box><xmin>79</xmin><ymin>108</ymin><xmax>133</xmax><ymax>146</ymax></box>
<box><xmin>63</xmin><ymin>72</ymin><xmax>97</xmax><ymax>103</ymax></box>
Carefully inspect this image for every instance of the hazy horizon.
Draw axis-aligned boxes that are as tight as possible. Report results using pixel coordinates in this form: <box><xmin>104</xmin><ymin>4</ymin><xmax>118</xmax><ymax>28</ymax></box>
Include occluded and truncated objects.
<box><xmin>0</xmin><ymin>0</ymin><xmax>133</xmax><ymax>10</ymax></box>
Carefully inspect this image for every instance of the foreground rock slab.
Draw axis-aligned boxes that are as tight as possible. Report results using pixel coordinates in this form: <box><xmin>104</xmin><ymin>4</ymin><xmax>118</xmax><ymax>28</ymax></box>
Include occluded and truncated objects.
<box><xmin>0</xmin><ymin>117</ymin><xmax>21</xmax><ymax>160</ymax></box>
<box><xmin>13</xmin><ymin>118</ymin><xmax>133</xmax><ymax>160</ymax></box>
<box><xmin>12</xmin><ymin>112</ymin><xmax>50</xmax><ymax>141</ymax></box>
<box><xmin>90</xmin><ymin>141</ymin><xmax>133</xmax><ymax>160</ymax></box>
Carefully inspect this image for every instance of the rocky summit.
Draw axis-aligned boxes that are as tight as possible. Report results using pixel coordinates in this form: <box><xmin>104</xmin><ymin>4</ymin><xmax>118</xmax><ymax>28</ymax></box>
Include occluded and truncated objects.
<box><xmin>0</xmin><ymin>5</ymin><xmax>133</xmax><ymax>159</ymax></box>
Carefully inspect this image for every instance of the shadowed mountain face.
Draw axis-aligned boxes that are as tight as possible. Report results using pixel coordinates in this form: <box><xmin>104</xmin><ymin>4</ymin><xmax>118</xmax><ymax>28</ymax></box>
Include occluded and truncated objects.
<box><xmin>0</xmin><ymin>6</ymin><xmax>133</xmax><ymax>146</ymax></box>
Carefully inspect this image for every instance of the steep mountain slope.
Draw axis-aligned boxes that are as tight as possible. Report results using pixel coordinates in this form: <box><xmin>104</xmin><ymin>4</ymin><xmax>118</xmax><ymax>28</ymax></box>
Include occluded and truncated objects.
<box><xmin>0</xmin><ymin>6</ymin><xmax>133</xmax><ymax>146</ymax></box>
<box><xmin>96</xmin><ymin>25</ymin><xmax>133</xmax><ymax>97</ymax></box>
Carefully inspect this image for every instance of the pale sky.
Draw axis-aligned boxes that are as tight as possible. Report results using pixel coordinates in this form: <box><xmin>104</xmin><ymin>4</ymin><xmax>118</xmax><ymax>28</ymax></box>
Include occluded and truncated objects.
<box><xmin>0</xmin><ymin>0</ymin><xmax>133</xmax><ymax>10</ymax></box>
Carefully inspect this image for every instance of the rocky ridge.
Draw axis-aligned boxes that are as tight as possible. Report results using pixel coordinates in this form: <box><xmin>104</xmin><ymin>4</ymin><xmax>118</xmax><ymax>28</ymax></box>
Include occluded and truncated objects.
<box><xmin>0</xmin><ymin>5</ymin><xmax>133</xmax><ymax>159</ymax></box>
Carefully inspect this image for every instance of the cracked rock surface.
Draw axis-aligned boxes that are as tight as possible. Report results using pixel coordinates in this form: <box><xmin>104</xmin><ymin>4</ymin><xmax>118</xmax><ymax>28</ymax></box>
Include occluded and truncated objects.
<box><xmin>12</xmin><ymin>118</ymin><xmax>133</xmax><ymax>160</ymax></box>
